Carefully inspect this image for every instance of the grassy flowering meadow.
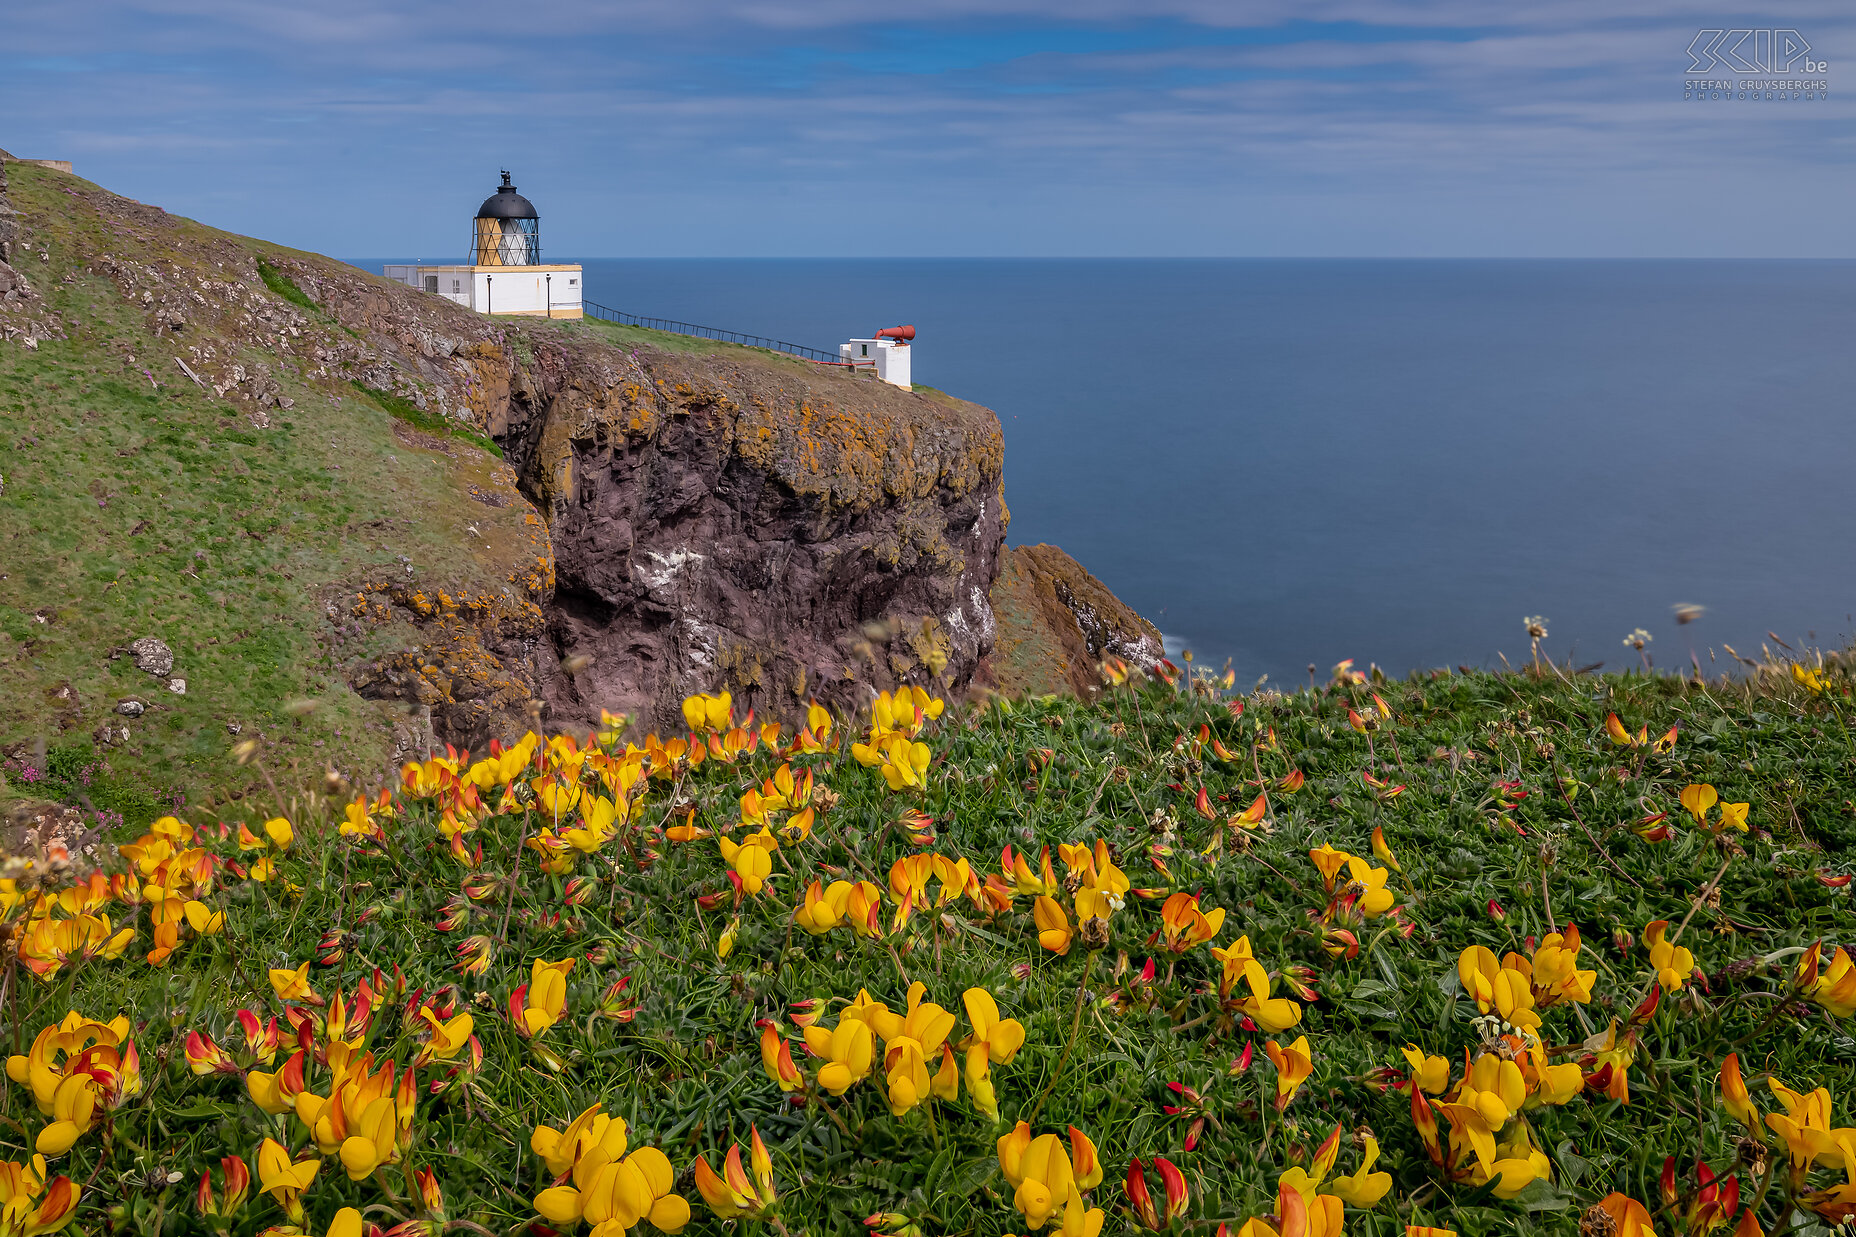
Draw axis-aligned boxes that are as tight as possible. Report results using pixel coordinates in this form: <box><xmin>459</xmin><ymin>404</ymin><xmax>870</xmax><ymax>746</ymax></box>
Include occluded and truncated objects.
<box><xmin>5</xmin><ymin>654</ymin><xmax>1856</xmax><ymax>1237</ymax></box>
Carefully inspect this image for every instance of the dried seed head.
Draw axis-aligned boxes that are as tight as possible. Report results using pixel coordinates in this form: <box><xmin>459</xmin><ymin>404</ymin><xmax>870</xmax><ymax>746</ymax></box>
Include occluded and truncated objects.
<box><xmin>1580</xmin><ymin>1204</ymin><xmax>1619</xmax><ymax>1237</ymax></box>
<box><xmin>1080</xmin><ymin>916</ymin><xmax>1111</xmax><ymax>952</ymax></box>
<box><xmin>1737</xmin><ymin>1137</ymin><xmax>1769</xmax><ymax>1177</ymax></box>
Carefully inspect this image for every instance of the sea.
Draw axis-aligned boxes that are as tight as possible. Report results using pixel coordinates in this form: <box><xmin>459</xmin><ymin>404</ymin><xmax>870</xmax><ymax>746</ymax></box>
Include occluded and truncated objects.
<box><xmin>353</xmin><ymin>258</ymin><xmax>1856</xmax><ymax>688</ymax></box>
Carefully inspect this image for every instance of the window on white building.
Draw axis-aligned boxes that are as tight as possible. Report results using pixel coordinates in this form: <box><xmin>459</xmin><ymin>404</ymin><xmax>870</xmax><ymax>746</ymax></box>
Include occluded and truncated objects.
<box><xmin>423</xmin><ymin>276</ymin><xmax>438</xmax><ymax>293</ymax></box>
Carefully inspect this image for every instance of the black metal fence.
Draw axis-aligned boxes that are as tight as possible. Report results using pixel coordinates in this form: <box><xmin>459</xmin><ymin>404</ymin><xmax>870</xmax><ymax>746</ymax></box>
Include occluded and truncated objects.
<box><xmin>581</xmin><ymin>301</ymin><xmax>845</xmax><ymax>365</ymax></box>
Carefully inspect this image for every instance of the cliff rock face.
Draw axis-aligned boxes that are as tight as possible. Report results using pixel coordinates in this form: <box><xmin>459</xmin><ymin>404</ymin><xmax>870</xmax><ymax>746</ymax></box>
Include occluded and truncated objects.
<box><xmin>499</xmin><ymin>350</ymin><xmax>1007</xmax><ymax>729</ymax></box>
<box><xmin>275</xmin><ymin>259</ymin><xmax>1009</xmax><ymax>733</ymax></box>
<box><xmin>983</xmin><ymin>544</ymin><xmax>1164</xmax><ymax>698</ymax></box>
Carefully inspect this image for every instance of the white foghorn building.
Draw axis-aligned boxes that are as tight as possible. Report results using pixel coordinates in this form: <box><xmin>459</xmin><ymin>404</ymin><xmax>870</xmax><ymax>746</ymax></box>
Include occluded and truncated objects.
<box><xmin>384</xmin><ymin>171</ymin><xmax>583</xmax><ymax>318</ymax></box>
<box><xmin>840</xmin><ymin>325</ymin><xmax>914</xmax><ymax>389</ymax></box>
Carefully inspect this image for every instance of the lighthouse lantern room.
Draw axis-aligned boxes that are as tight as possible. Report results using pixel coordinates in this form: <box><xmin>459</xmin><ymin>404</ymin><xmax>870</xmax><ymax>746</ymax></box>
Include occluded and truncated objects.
<box><xmin>384</xmin><ymin>171</ymin><xmax>583</xmax><ymax>318</ymax></box>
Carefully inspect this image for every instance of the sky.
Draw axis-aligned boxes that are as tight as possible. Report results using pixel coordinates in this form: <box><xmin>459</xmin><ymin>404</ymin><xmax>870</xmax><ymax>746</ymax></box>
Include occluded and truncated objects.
<box><xmin>4</xmin><ymin>1</ymin><xmax>1852</xmax><ymax>257</ymax></box>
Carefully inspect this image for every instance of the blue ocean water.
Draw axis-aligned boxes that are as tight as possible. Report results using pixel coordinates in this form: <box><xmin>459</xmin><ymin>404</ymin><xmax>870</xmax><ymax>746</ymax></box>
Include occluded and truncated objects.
<box><xmin>355</xmin><ymin>258</ymin><xmax>1856</xmax><ymax>687</ymax></box>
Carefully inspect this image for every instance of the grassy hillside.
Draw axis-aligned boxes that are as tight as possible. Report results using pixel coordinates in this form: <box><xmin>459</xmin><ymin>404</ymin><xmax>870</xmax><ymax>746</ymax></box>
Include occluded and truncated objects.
<box><xmin>0</xmin><ymin>164</ymin><xmax>868</xmax><ymax>821</ymax></box>
<box><xmin>6</xmin><ymin>656</ymin><xmax>1856</xmax><ymax>1237</ymax></box>
<box><xmin>0</xmin><ymin>162</ymin><xmax>564</xmax><ymax>816</ymax></box>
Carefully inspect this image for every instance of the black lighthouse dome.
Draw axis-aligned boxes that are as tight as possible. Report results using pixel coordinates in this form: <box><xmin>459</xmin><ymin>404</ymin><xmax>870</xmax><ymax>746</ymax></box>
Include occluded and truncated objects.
<box><xmin>476</xmin><ymin>170</ymin><xmax>538</xmax><ymax>221</ymax></box>
<box><xmin>472</xmin><ymin>170</ymin><xmax>540</xmax><ymax>265</ymax></box>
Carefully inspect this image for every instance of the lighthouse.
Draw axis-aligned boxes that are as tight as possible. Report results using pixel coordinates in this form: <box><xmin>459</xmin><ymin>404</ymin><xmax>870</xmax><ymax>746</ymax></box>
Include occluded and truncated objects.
<box><xmin>384</xmin><ymin>171</ymin><xmax>584</xmax><ymax>319</ymax></box>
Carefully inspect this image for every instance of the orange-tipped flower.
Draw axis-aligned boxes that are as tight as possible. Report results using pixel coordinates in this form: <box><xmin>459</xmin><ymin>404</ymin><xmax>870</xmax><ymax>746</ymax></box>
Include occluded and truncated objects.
<box><xmin>693</xmin><ymin>1127</ymin><xmax>777</xmax><ymax>1221</ymax></box>
<box><xmin>1720</xmin><ymin>1053</ymin><xmax>1759</xmax><ymax>1128</ymax></box>
<box><xmin>761</xmin><ymin>1023</ymin><xmax>805</xmax><ymax>1093</ymax></box>
<box><xmin>1126</xmin><ymin>1158</ymin><xmax>1160</xmax><ymax>1230</ymax></box>
<box><xmin>184</xmin><ymin>1030</ymin><xmax>237</xmax><ymax>1077</ymax></box>
<box><xmin>1264</xmin><ymin>1036</ymin><xmax>1313</xmax><ymax>1111</ymax></box>
<box><xmin>1158</xmin><ymin>892</ymin><xmax>1224</xmax><ymax>953</ymax></box>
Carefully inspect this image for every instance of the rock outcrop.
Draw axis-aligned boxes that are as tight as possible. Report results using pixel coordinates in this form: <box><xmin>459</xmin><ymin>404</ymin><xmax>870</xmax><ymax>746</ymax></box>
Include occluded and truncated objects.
<box><xmin>266</xmin><ymin>257</ymin><xmax>1008</xmax><ymax>734</ymax></box>
<box><xmin>0</xmin><ymin>154</ymin><xmax>61</xmax><ymax>346</ymax></box>
<box><xmin>982</xmin><ymin>544</ymin><xmax>1163</xmax><ymax>698</ymax></box>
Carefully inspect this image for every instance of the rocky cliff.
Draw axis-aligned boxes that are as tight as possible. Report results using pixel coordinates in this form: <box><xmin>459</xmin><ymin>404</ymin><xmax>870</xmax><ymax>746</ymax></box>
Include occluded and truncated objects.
<box><xmin>982</xmin><ymin>544</ymin><xmax>1165</xmax><ymax>698</ymax></box>
<box><xmin>0</xmin><ymin>159</ymin><xmax>1081</xmax><ymax>794</ymax></box>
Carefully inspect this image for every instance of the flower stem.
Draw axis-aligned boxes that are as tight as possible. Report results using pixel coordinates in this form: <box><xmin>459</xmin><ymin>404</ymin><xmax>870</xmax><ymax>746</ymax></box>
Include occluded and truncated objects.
<box><xmin>1028</xmin><ymin>950</ymin><xmax>1097</xmax><ymax>1126</ymax></box>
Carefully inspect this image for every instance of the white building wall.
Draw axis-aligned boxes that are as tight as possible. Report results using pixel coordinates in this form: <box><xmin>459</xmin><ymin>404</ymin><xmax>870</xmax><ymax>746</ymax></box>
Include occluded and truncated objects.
<box><xmin>875</xmin><ymin>342</ymin><xmax>910</xmax><ymax>389</ymax></box>
<box><xmin>840</xmin><ymin>338</ymin><xmax>912</xmax><ymax>389</ymax></box>
<box><xmin>388</xmin><ymin>264</ymin><xmax>583</xmax><ymax>317</ymax></box>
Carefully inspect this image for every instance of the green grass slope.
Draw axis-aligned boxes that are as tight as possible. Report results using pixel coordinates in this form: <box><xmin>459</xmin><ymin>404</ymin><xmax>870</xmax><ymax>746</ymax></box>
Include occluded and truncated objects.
<box><xmin>0</xmin><ymin>162</ymin><xmax>548</xmax><ymax>817</ymax></box>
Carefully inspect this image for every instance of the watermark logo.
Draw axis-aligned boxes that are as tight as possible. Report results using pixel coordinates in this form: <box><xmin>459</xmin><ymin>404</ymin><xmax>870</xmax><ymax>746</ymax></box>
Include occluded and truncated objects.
<box><xmin>1684</xmin><ymin>29</ymin><xmax>1828</xmax><ymax>100</ymax></box>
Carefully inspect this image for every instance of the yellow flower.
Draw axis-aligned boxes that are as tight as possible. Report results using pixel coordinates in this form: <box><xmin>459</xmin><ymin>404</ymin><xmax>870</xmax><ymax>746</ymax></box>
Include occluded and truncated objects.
<box><xmin>268</xmin><ymin>961</ymin><xmax>316</xmax><ymax>1005</ymax></box>
<box><xmin>997</xmin><ymin>1126</ymin><xmax>1075</xmax><ymax>1231</ymax></box>
<box><xmin>1235</xmin><ymin>960</ymin><xmax>1303</xmax><ymax>1033</ymax></box>
<box><xmin>1527</xmin><ymin>925</ymin><xmax>1597</xmax><ymax>1007</ymax></box>
<box><xmin>515</xmin><ymin>957</ymin><xmax>575</xmax><ymax>1038</ymax></box>
<box><xmin>1679</xmin><ymin>782</ymin><xmax>1718</xmax><ymax>821</ymax></box>
<box><xmin>794</xmin><ymin>880</ymin><xmax>851</xmax><ymax>934</ymax></box>
<box><xmin>1456</xmin><ymin>946</ymin><xmax>1540</xmax><ymax>1030</ymax></box>
<box><xmin>336</xmin><ymin>1068</ymin><xmax>417</xmax><ymax>1181</ymax></box>
<box><xmin>1341</xmin><ymin>856</ymin><xmax>1397</xmax><ymax>918</ymax></box>
<box><xmin>682</xmin><ymin>691</ymin><xmax>733</xmax><ymax>734</ymax></box>
<box><xmin>868</xmin><ymin>982</ymin><xmax>957</xmax><ymax>1059</ymax></box>
<box><xmin>1801</xmin><ymin>943</ymin><xmax>1856</xmax><ymax>1018</ymax></box>
<box><xmin>256</xmin><ymin>1137</ymin><xmax>320</xmax><ymax>1223</ymax></box>
<box><xmin>1643</xmin><ymin>920</ymin><xmax>1695</xmax><ymax>992</ymax></box>
<box><xmin>1766</xmin><ymin>1077</ymin><xmax>1839</xmax><ymax>1185</ymax></box>
<box><xmin>263</xmin><ymin>817</ymin><xmax>294</xmax><ymax>850</ymax></box>
<box><xmin>1400</xmin><ymin>1044</ymin><xmax>1451</xmax><ymax>1095</ymax></box>
<box><xmin>803</xmin><ymin>1017</ymin><xmax>875</xmax><ymax>1096</ymax></box>
<box><xmin>960</xmin><ymin>988</ymin><xmax>1026</xmax><ymax>1122</ymax></box>
<box><xmin>1458</xmin><ymin>1052</ymin><xmax>1526</xmax><ymax>1128</ymax></box>
<box><xmin>535</xmin><ymin>1105</ymin><xmax>692</xmax><ymax>1234</ymax></box>
<box><xmin>718</xmin><ymin>832</ymin><xmax>777</xmax><ymax>897</ymax></box>
<box><xmin>1034</xmin><ymin>896</ymin><xmax>1074</xmax><ymax>955</ymax></box>
<box><xmin>415</xmin><ymin>1009</ymin><xmax>475</xmax><ymax>1067</ymax></box>
<box><xmin>881</xmin><ymin>1040</ymin><xmax>931</xmax><ymax>1117</ymax></box>
<box><xmin>1325</xmin><ymin>1131</ymin><xmax>1391</xmax><ymax>1207</ymax></box>
<box><xmin>1308</xmin><ymin>844</ymin><xmax>1351</xmax><ymax>892</ymax></box>
<box><xmin>182</xmin><ymin>900</ymin><xmax>224</xmax><ymax>935</ymax></box>
<box><xmin>1264</xmin><ymin>1036</ymin><xmax>1312</xmax><ymax>1110</ymax></box>
<box><xmin>0</xmin><ymin>1155</ymin><xmax>81</xmax><ymax>1237</ymax></box>
<box><xmin>875</xmin><ymin>737</ymin><xmax>932</xmax><ymax>792</ymax></box>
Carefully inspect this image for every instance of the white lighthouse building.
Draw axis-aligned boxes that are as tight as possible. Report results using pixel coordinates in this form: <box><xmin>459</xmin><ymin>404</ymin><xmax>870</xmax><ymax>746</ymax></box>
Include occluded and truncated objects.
<box><xmin>384</xmin><ymin>172</ymin><xmax>583</xmax><ymax>319</ymax></box>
